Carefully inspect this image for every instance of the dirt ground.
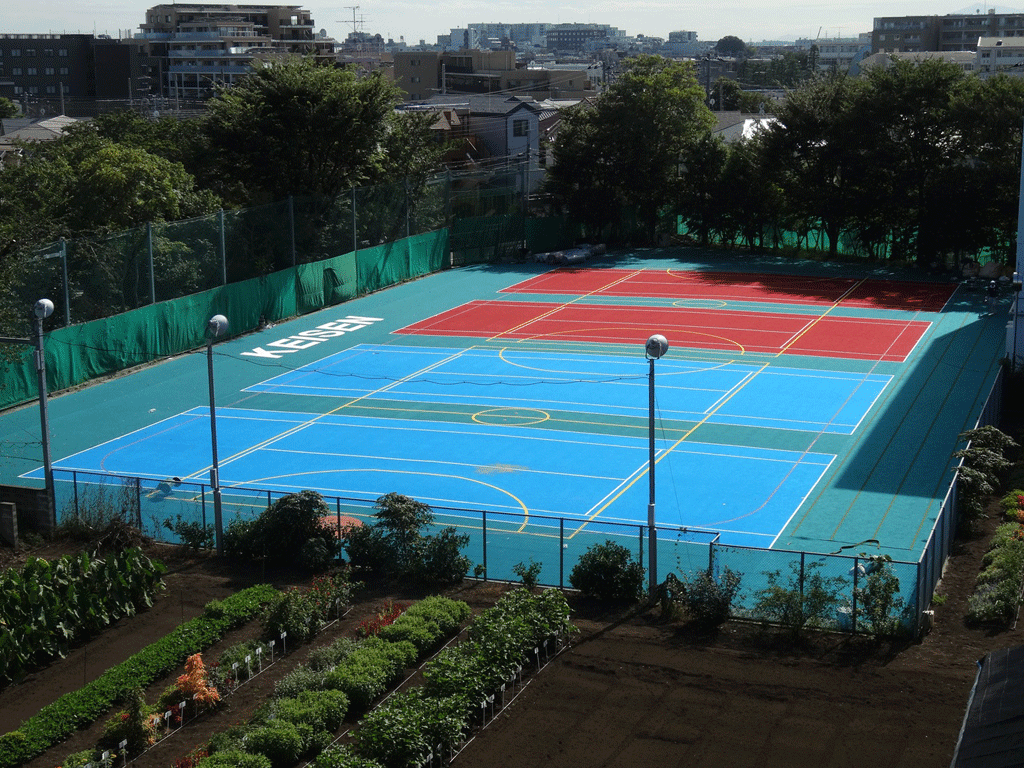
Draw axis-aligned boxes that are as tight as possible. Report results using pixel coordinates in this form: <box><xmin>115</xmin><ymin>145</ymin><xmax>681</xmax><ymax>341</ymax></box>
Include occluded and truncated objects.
<box><xmin>0</xmin><ymin>506</ymin><xmax>1021</xmax><ymax>768</ymax></box>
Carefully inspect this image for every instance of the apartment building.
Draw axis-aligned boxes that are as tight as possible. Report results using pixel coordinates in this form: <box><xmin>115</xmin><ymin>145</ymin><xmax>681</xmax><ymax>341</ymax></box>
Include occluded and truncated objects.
<box><xmin>137</xmin><ymin>4</ymin><xmax>335</xmax><ymax>98</ymax></box>
<box><xmin>872</xmin><ymin>8</ymin><xmax>1024</xmax><ymax>54</ymax></box>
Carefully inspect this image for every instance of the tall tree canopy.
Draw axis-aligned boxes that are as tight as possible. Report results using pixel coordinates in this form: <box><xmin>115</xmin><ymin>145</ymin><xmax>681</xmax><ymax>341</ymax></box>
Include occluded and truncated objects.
<box><xmin>203</xmin><ymin>57</ymin><xmax>442</xmax><ymax>206</ymax></box>
<box><xmin>547</xmin><ymin>55</ymin><xmax>714</xmax><ymax>242</ymax></box>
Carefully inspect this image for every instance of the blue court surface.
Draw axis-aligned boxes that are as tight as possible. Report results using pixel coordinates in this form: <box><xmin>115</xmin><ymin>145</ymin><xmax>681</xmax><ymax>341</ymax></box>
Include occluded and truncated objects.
<box><xmin>32</xmin><ymin>404</ymin><xmax>834</xmax><ymax>549</ymax></box>
<box><xmin>243</xmin><ymin>344</ymin><xmax>889</xmax><ymax>436</ymax></box>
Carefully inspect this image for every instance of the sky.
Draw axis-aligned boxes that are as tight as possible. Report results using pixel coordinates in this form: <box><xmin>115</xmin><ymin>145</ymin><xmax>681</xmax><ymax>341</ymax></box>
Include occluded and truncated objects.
<box><xmin>5</xmin><ymin>1</ymin><xmax>1022</xmax><ymax>46</ymax></box>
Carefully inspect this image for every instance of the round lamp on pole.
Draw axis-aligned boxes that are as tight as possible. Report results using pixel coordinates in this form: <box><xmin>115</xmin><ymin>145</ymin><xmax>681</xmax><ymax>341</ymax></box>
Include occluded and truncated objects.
<box><xmin>644</xmin><ymin>334</ymin><xmax>668</xmax><ymax>598</ymax></box>
<box><xmin>206</xmin><ymin>314</ymin><xmax>228</xmax><ymax>554</ymax></box>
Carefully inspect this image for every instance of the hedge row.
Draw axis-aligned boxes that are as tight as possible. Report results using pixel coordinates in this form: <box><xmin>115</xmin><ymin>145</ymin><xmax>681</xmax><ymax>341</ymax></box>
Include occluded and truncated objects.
<box><xmin>196</xmin><ymin>596</ymin><xmax>471</xmax><ymax>768</ymax></box>
<box><xmin>0</xmin><ymin>583</ymin><xmax>279</xmax><ymax>768</ymax></box>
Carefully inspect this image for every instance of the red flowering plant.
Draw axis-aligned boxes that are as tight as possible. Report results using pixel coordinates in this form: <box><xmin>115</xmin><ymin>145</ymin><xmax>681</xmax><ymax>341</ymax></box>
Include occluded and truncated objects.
<box><xmin>357</xmin><ymin>601</ymin><xmax>407</xmax><ymax>637</ymax></box>
<box><xmin>1000</xmin><ymin>489</ymin><xmax>1024</xmax><ymax>522</ymax></box>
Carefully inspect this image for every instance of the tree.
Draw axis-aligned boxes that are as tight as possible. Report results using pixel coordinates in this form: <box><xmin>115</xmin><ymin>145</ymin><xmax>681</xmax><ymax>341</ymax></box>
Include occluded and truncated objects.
<box><xmin>0</xmin><ymin>97</ymin><xmax>18</xmax><ymax>118</ymax></box>
<box><xmin>204</xmin><ymin>57</ymin><xmax>439</xmax><ymax>206</ymax></box>
<box><xmin>760</xmin><ymin>72</ymin><xmax>866</xmax><ymax>257</ymax></box>
<box><xmin>546</xmin><ymin>55</ymin><xmax>714</xmax><ymax>243</ymax></box>
<box><xmin>716</xmin><ymin>35</ymin><xmax>747</xmax><ymax>57</ymax></box>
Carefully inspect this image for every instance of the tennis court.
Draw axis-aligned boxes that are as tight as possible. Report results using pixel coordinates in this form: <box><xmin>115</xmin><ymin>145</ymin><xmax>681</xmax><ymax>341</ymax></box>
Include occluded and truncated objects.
<box><xmin>7</xmin><ymin>252</ymin><xmax>1007</xmax><ymax>586</ymax></box>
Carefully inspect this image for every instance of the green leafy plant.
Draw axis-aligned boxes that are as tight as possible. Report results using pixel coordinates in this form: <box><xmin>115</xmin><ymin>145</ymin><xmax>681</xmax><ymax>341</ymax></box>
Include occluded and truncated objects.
<box><xmin>569</xmin><ymin>540</ymin><xmax>645</xmax><ymax>602</ymax></box>
<box><xmin>162</xmin><ymin>514</ymin><xmax>215</xmax><ymax>552</ymax></box>
<box><xmin>357</xmin><ymin>689</ymin><xmax>468</xmax><ymax>768</ymax></box>
<box><xmin>341</xmin><ymin>493</ymin><xmax>470</xmax><ymax>585</ymax></box>
<box><xmin>225</xmin><ymin>490</ymin><xmax>336</xmax><ymax>569</ymax></box>
<box><xmin>678</xmin><ymin>566</ymin><xmax>742</xmax><ymax>626</ymax></box>
<box><xmin>312</xmin><ymin>745</ymin><xmax>382</xmax><ymax>768</ymax></box>
<box><xmin>954</xmin><ymin>426</ymin><xmax>1019</xmax><ymax>525</ymax></box>
<box><xmin>0</xmin><ymin>584</ymin><xmax>277</xmax><ymax>768</ymax></box>
<box><xmin>512</xmin><ymin>558</ymin><xmax>543</xmax><ymax>590</ymax></box>
<box><xmin>852</xmin><ymin>556</ymin><xmax>906</xmax><ymax>637</ymax></box>
<box><xmin>967</xmin><ymin>522</ymin><xmax>1024</xmax><ymax>624</ymax></box>
<box><xmin>0</xmin><ymin>548</ymin><xmax>166</xmax><ymax>684</ymax></box>
<box><xmin>242</xmin><ymin>721</ymin><xmax>304</xmax><ymax>768</ymax></box>
<box><xmin>754</xmin><ymin>561</ymin><xmax>848</xmax><ymax>636</ymax></box>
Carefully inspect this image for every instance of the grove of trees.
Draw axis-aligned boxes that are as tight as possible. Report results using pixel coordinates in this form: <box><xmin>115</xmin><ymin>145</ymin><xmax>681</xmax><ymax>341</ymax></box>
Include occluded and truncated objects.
<box><xmin>548</xmin><ymin>56</ymin><xmax>1024</xmax><ymax>266</ymax></box>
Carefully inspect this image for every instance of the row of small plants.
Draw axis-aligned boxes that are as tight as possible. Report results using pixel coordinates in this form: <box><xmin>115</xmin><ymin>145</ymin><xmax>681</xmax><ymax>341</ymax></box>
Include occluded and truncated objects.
<box><xmin>318</xmin><ymin>588</ymin><xmax>575</xmax><ymax>768</ymax></box>
<box><xmin>0</xmin><ymin>548</ymin><xmax>166</xmax><ymax>684</ymax></box>
<box><xmin>55</xmin><ymin>572</ymin><xmax>359</xmax><ymax>768</ymax></box>
<box><xmin>0</xmin><ymin>583</ymin><xmax>279</xmax><ymax>768</ymax></box>
<box><xmin>170</xmin><ymin>595</ymin><xmax>472</xmax><ymax>768</ymax></box>
<box><xmin>966</xmin><ymin>493</ymin><xmax>1024</xmax><ymax>623</ymax></box>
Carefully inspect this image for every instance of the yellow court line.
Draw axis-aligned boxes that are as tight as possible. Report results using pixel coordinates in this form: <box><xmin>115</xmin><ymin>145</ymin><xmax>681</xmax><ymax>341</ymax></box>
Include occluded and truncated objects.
<box><xmin>185</xmin><ymin>346</ymin><xmax>478</xmax><ymax>483</ymax></box>
<box><xmin>567</xmin><ymin>361</ymin><xmax>772</xmax><ymax>539</ymax></box>
<box><xmin>775</xmin><ymin>278</ymin><xmax>866</xmax><ymax>357</ymax></box>
<box><xmin>490</xmin><ymin>269</ymin><xmax>645</xmax><ymax>342</ymax></box>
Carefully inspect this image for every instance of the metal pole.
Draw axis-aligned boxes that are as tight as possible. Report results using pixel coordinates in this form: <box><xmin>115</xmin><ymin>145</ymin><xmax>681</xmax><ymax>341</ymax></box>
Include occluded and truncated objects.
<box><xmin>34</xmin><ymin>300</ymin><xmax>55</xmax><ymax>530</ymax></box>
<box><xmin>206</xmin><ymin>315</ymin><xmax>228</xmax><ymax>554</ymax></box>
<box><xmin>147</xmin><ymin>222</ymin><xmax>156</xmax><ymax>304</ymax></box>
<box><xmin>648</xmin><ymin>354</ymin><xmax>657</xmax><ymax>597</ymax></box>
<box><xmin>60</xmin><ymin>240</ymin><xmax>70</xmax><ymax>326</ymax></box>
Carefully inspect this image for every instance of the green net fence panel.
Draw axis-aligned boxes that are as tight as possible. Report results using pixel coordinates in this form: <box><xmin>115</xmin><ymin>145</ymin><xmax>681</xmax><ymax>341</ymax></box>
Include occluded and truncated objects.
<box><xmin>525</xmin><ymin>216</ymin><xmax>581</xmax><ymax>254</ymax></box>
<box><xmin>0</xmin><ymin>229</ymin><xmax>449</xmax><ymax>411</ymax></box>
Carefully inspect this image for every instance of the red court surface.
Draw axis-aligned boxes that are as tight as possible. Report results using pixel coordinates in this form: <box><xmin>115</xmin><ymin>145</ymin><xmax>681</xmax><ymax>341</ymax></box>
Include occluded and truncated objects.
<box><xmin>395</xmin><ymin>300</ymin><xmax>930</xmax><ymax>362</ymax></box>
<box><xmin>500</xmin><ymin>268</ymin><xmax>956</xmax><ymax>312</ymax></box>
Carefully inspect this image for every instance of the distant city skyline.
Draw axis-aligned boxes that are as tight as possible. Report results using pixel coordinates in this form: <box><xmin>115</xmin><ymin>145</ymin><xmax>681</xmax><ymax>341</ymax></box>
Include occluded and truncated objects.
<box><xmin>6</xmin><ymin>1</ymin><xmax>1023</xmax><ymax>45</ymax></box>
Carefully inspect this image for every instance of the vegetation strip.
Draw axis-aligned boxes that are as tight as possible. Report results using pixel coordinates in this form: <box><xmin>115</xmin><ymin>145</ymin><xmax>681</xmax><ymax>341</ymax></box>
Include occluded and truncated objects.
<box><xmin>0</xmin><ymin>583</ymin><xmax>278</xmax><ymax>768</ymax></box>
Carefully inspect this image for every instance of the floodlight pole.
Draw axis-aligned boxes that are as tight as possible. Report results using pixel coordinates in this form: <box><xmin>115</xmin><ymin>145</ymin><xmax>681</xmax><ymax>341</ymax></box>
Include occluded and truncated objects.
<box><xmin>206</xmin><ymin>314</ymin><xmax>228</xmax><ymax>555</ymax></box>
<box><xmin>645</xmin><ymin>334</ymin><xmax>668</xmax><ymax>599</ymax></box>
<box><xmin>33</xmin><ymin>299</ymin><xmax>55</xmax><ymax>530</ymax></box>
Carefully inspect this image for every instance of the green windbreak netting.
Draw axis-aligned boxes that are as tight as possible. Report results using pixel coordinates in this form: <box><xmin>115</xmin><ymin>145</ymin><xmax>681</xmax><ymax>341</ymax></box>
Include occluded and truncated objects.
<box><xmin>451</xmin><ymin>213</ymin><xmax>525</xmax><ymax>266</ymax></box>
<box><xmin>0</xmin><ymin>229</ymin><xmax>449</xmax><ymax>411</ymax></box>
<box><xmin>526</xmin><ymin>216</ymin><xmax>581</xmax><ymax>253</ymax></box>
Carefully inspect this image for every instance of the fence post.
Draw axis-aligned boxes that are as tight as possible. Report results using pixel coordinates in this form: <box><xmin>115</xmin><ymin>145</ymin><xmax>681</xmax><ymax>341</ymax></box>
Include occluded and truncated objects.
<box><xmin>851</xmin><ymin>557</ymin><xmax>859</xmax><ymax>635</ymax></box>
<box><xmin>219</xmin><ymin>209</ymin><xmax>227</xmax><ymax>285</ymax></box>
<box><xmin>708</xmin><ymin>539</ymin><xmax>715</xmax><ymax>574</ymax></box>
<box><xmin>799</xmin><ymin>552</ymin><xmax>805</xmax><ymax>601</ymax></box>
<box><xmin>72</xmin><ymin>470</ymin><xmax>79</xmax><ymax>517</ymax></box>
<box><xmin>404</xmin><ymin>177</ymin><xmax>411</xmax><ymax>240</ymax></box>
<box><xmin>481</xmin><ymin>510</ymin><xmax>487</xmax><ymax>581</ymax></box>
<box><xmin>147</xmin><ymin>222</ymin><xmax>156</xmax><ymax>304</ymax></box>
<box><xmin>134</xmin><ymin>477</ymin><xmax>142</xmax><ymax>529</ymax></box>
<box><xmin>201</xmin><ymin>486</ymin><xmax>207</xmax><ymax>529</ymax></box>
<box><xmin>638</xmin><ymin>525</ymin><xmax>644</xmax><ymax>571</ymax></box>
<box><xmin>559</xmin><ymin>518</ymin><xmax>564</xmax><ymax>588</ymax></box>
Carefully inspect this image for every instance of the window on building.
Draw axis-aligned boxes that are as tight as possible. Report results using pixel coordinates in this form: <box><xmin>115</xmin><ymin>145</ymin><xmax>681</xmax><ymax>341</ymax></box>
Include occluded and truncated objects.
<box><xmin>13</xmin><ymin>86</ymin><xmax>23</xmax><ymax>94</ymax></box>
<box><xmin>58</xmin><ymin>48</ymin><xmax>68</xmax><ymax>56</ymax></box>
<box><xmin>45</xmin><ymin>85</ymin><xmax>55</xmax><ymax>94</ymax></box>
<box><xmin>409</xmin><ymin>58</ymin><xmax>419</xmax><ymax>66</ymax></box>
<box><xmin>10</xmin><ymin>49</ymin><xmax>21</xmax><ymax>57</ymax></box>
<box><xmin>12</xmin><ymin>67</ymin><xmax>22</xmax><ymax>75</ymax></box>
<box><xmin>44</xmin><ymin>48</ymin><xmax>53</xmax><ymax>56</ymax></box>
<box><xmin>26</xmin><ymin>49</ymin><xmax>37</xmax><ymax>57</ymax></box>
<box><xmin>26</xmin><ymin>67</ymin><xmax>37</xmax><ymax>75</ymax></box>
<box><xmin>410</xmin><ymin>75</ymin><xmax>420</xmax><ymax>83</ymax></box>
<box><xmin>28</xmin><ymin>86</ymin><xmax>39</xmax><ymax>94</ymax></box>
<box><xmin>513</xmin><ymin>119</ymin><xmax>529</xmax><ymax>137</ymax></box>
<box><xmin>59</xmin><ymin>67</ymin><xmax>69</xmax><ymax>75</ymax></box>
<box><xmin>45</xmin><ymin>67</ymin><xmax>54</xmax><ymax>75</ymax></box>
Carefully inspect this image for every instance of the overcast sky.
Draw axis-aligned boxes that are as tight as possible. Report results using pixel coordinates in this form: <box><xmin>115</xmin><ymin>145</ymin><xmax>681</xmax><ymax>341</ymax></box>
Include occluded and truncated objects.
<box><xmin>5</xmin><ymin>2</ymin><xmax>1020</xmax><ymax>46</ymax></box>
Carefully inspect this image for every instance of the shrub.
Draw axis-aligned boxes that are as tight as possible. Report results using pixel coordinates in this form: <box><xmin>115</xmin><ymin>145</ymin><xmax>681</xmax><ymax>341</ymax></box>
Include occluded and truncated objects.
<box><xmin>274</xmin><ymin>665</ymin><xmax>328</xmax><ymax>700</ymax></box>
<box><xmin>173</xmin><ymin>653</ymin><xmax>220</xmax><ymax>708</ymax></box>
<box><xmin>341</xmin><ymin>494</ymin><xmax>470</xmax><ymax>585</ymax></box>
<box><xmin>569</xmin><ymin>541</ymin><xmax>645</xmax><ymax>602</ymax></box>
<box><xmin>262</xmin><ymin>588</ymin><xmax>319</xmax><ymax>644</ymax></box>
<box><xmin>404</xmin><ymin>596</ymin><xmax>471</xmax><ymax>634</ymax></box>
<box><xmin>243</xmin><ymin>721</ymin><xmax>304</xmax><ymax>768</ymax></box>
<box><xmin>162</xmin><ymin>514</ymin><xmax>215</xmax><ymax>552</ymax></box>
<box><xmin>99</xmin><ymin>687</ymin><xmax>157</xmax><ymax>754</ymax></box>
<box><xmin>269</xmin><ymin>689</ymin><xmax>349</xmax><ymax>733</ymax></box>
<box><xmin>357</xmin><ymin>689</ymin><xmax>469</xmax><ymax>768</ymax></box>
<box><xmin>322</xmin><ymin>638</ymin><xmax>417</xmax><ymax>713</ymax></box>
<box><xmin>197</xmin><ymin>748</ymin><xmax>272</xmax><ymax>768</ymax></box>
<box><xmin>217</xmin><ymin>640</ymin><xmax>271</xmax><ymax>685</ymax></box>
<box><xmin>377</xmin><ymin>614</ymin><xmax>439</xmax><ymax>653</ymax></box>
<box><xmin>678</xmin><ymin>567</ymin><xmax>742</xmax><ymax>625</ymax></box>
<box><xmin>312</xmin><ymin>745</ymin><xmax>383</xmax><ymax>768</ymax></box>
<box><xmin>227</xmin><ymin>491</ymin><xmax>336</xmax><ymax>568</ymax></box>
<box><xmin>513</xmin><ymin>558</ymin><xmax>543</xmax><ymax>590</ymax></box>
<box><xmin>306</xmin><ymin>637</ymin><xmax>358</xmax><ymax>673</ymax></box>
<box><xmin>852</xmin><ymin>557</ymin><xmax>906</xmax><ymax>638</ymax></box>
<box><xmin>410</xmin><ymin>527</ymin><xmax>471</xmax><ymax>586</ymax></box>
<box><xmin>300</xmin><ymin>537</ymin><xmax>333</xmax><ymax>573</ymax></box>
<box><xmin>754</xmin><ymin>561</ymin><xmax>847</xmax><ymax>636</ymax></box>
<box><xmin>967</xmin><ymin>522</ymin><xmax>1024</xmax><ymax>624</ymax></box>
